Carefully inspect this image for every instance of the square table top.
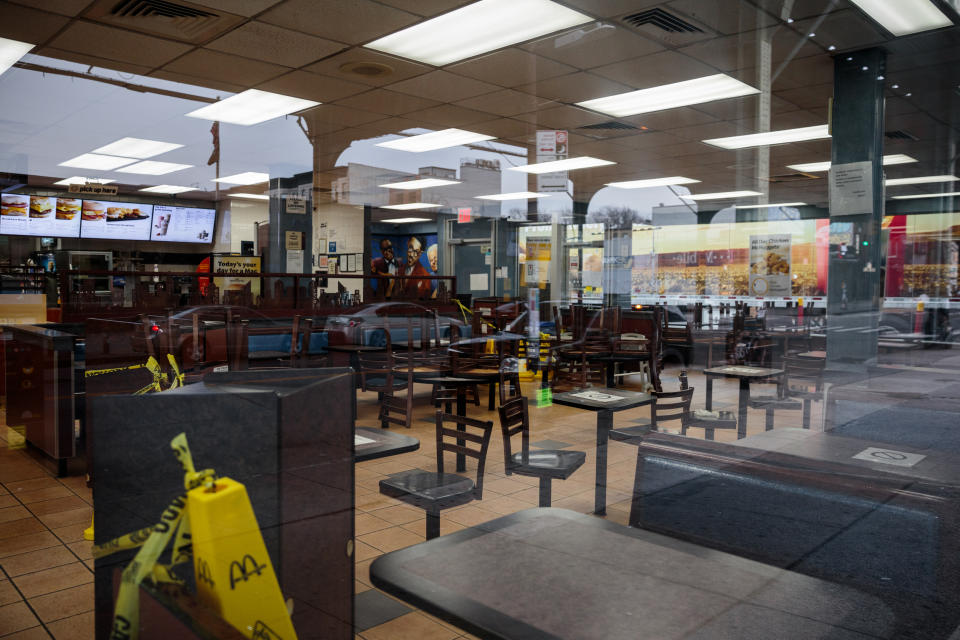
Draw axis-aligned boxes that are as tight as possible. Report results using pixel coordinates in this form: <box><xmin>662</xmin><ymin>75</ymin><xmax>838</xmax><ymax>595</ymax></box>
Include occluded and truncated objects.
<box><xmin>551</xmin><ymin>387</ymin><xmax>652</xmax><ymax>412</ymax></box>
<box><xmin>354</xmin><ymin>427</ymin><xmax>420</xmax><ymax>462</ymax></box>
<box><xmin>370</xmin><ymin>508</ymin><xmax>894</xmax><ymax>640</ymax></box>
<box><xmin>703</xmin><ymin>365</ymin><xmax>784</xmax><ymax>379</ymax></box>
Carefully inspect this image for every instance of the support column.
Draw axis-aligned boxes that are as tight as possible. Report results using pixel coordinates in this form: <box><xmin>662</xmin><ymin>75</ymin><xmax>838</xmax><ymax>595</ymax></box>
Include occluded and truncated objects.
<box><xmin>826</xmin><ymin>48</ymin><xmax>886</xmax><ymax>365</ymax></box>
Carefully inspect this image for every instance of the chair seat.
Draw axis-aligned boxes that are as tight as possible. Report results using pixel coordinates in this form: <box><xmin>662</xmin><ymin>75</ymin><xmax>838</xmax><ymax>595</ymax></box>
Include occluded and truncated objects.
<box><xmin>508</xmin><ymin>450</ymin><xmax>586</xmax><ymax>480</ymax></box>
<box><xmin>365</xmin><ymin>376</ymin><xmax>409</xmax><ymax>391</ymax></box>
<box><xmin>687</xmin><ymin>416</ymin><xmax>737</xmax><ymax>430</ymax></box>
<box><xmin>787</xmin><ymin>388</ymin><xmax>823</xmax><ymax>401</ymax></box>
<box><xmin>609</xmin><ymin>424</ymin><xmax>654</xmax><ymax>444</ymax></box>
<box><xmin>379</xmin><ymin>469</ymin><xmax>476</xmax><ymax>509</ymax></box>
<box><xmin>748</xmin><ymin>396</ymin><xmax>803</xmax><ymax>410</ymax></box>
<box><xmin>249</xmin><ymin>350</ymin><xmax>289</xmax><ymax>360</ymax></box>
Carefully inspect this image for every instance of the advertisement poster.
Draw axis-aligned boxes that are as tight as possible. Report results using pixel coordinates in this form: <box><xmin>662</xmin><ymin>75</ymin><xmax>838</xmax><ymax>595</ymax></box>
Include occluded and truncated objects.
<box><xmin>749</xmin><ymin>234</ymin><xmax>792</xmax><ymax>295</ymax></box>
<box><xmin>213</xmin><ymin>255</ymin><xmax>262</xmax><ymax>302</ymax></box>
<box><xmin>152</xmin><ymin>205</ymin><xmax>215</xmax><ymax>243</ymax></box>
<box><xmin>535</xmin><ymin>130</ymin><xmax>568</xmax><ymax>193</ymax></box>
<box><xmin>80</xmin><ymin>200</ymin><xmax>154</xmax><ymax>240</ymax></box>
<box><xmin>524</xmin><ymin>239</ymin><xmax>551</xmax><ymax>285</ymax></box>
<box><xmin>0</xmin><ymin>194</ymin><xmax>82</xmax><ymax>237</ymax></box>
<box><xmin>370</xmin><ymin>233</ymin><xmax>438</xmax><ymax>298</ymax></box>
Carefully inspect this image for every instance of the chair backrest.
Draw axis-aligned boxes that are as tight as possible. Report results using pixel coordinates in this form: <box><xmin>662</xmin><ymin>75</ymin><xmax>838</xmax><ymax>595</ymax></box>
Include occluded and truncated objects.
<box><xmin>784</xmin><ymin>356</ymin><xmax>825</xmax><ymax>389</ymax></box>
<box><xmin>497</xmin><ymin>396</ymin><xmax>529</xmax><ymax>471</ymax></box>
<box><xmin>381</xmin><ymin>378</ymin><xmax>413</xmax><ymax>428</ymax></box>
<box><xmin>435</xmin><ymin>411</ymin><xmax>494</xmax><ymax>498</ymax></box>
<box><xmin>651</xmin><ymin>387</ymin><xmax>694</xmax><ymax>431</ymax></box>
<box><xmin>499</xmin><ymin>365</ymin><xmax>522</xmax><ymax>405</ymax></box>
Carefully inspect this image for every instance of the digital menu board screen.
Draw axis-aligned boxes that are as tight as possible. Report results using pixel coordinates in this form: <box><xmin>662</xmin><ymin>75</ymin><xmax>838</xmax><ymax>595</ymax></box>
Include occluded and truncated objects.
<box><xmin>151</xmin><ymin>205</ymin><xmax>215</xmax><ymax>243</ymax></box>
<box><xmin>79</xmin><ymin>200</ymin><xmax>154</xmax><ymax>240</ymax></box>
<box><xmin>0</xmin><ymin>194</ymin><xmax>82</xmax><ymax>238</ymax></box>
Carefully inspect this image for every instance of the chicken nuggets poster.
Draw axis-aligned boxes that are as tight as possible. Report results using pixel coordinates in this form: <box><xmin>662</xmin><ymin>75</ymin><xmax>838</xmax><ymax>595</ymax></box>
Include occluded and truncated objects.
<box><xmin>749</xmin><ymin>234</ymin><xmax>792</xmax><ymax>295</ymax></box>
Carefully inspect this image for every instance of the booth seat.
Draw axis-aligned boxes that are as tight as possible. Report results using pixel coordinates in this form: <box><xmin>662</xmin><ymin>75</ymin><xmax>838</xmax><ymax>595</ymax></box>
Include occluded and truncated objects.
<box><xmin>248</xmin><ymin>331</ymin><xmax>328</xmax><ymax>355</ymax></box>
<box><xmin>361</xmin><ymin>324</ymin><xmax>467</xmax><ymax>347</ymax></box>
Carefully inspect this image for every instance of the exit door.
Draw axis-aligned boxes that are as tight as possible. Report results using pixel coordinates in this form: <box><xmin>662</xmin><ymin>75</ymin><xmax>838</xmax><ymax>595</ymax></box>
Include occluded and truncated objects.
<box><xmin>446</xmin><ymin>218</ymin><xmax>493</xmax><ymax>298</ymax></box>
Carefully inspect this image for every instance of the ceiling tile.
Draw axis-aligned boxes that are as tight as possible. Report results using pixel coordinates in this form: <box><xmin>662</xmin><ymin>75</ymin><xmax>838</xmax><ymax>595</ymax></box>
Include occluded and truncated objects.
<box><xmin>751</xmin><ymin>0</ymin><xmax>840</xmax><ymax>22</ymax></box>
<box><xmin>590</xmin><ymin>50</ymin><xmax>721</xmax><ymax>89</ymax></box>
<box><xmin>454</xmin><ymin>90</ymin><xmax>555</xmax><ymax>117</ymax></box>
<box><xmin>667</xmin><ymin>0</ymin><xmax>778</xmax><ymax>35</ymax></box>
<box><xmin>693</xmin><ymin>93</ymin><xmax>798</xmax><ymax>121</ymax></box>
<box><xmin>610</xmin><ymin>130</ymin><xmax>683</xmax><ymax>150</ymax></box>
<box><xmin>207</xmin><ymin>22</ymin><xmax>346</xmax><ymax>68</ymax></box>
<box><xmin>305</xmin><ymin>49</ymin><xmax>432</xmax><ymax>87</ymax></box>
<box><xmin>516</xmin><ymin>72</ymin><xmax>633</xmax><ymax>104</ymax></box>
<box><xmin>0</xmin><ymin>3</ymin><xmax>70</xmax><ymax>46</ymax></box>
<box><xmin>47</xmin><ymin>22</ymin><xmax>193</xmax><ymax>69</ymax></box>
<box><xmin>192</xmin><ymin>0</ymin><xmax>285</xmax><ymax>16</ymax></box>
<box><xmin>386</xmin><ymin>70</ymin><xmax>500</xmax><ymax>102</ymax></box>
<box><xmin>771</xmin><ymin>55</ymin><xmax>833</xmax><ymax>92</ymax></box>
<box><xmin>301</xmin><ymin>104</ymin><xmax>385</xmax><ymax>132</ymax></box>
<box><xmin>561</xmin><ymin>0</ymin><xmax>663</xmax><ymax>19</ymax></box>
<box><xmin>449</xmin><ymin>49</ymin><xmax>576</xmax><ymax>88</ymax></box>
<box><xmin>790</xmin><ymin>10</ymin><xmax>886</xmax><ymax>52</ymax></box>
<box><xmin>148</xmin><ymin>69</ymin><xmax>246</xmax><ymax>94</ymax></box>
<box><xmin>773</xmin><ymin>82</ymin><xmax>833</xmax><ymax>110</ymax></box>
<box><xmin>8</xmin><ymin>0</ymin><xmax>88</xmax><ymax>17</ymax></box>
<box><xmin>33</xmin><ymin>47</ymin><xmax>154</xmax><ymax>76</ymax></box>
<box><xmin>413</xmin><ymin>104</ymin><xmax>493</xmax><ymax>128</ymax></box>
<box><xmin>256</xmin><ymin>71</ymin><xmax>368</xmax><ymax>103</ymax></box>
<box><xmin>374</xmin><ymin>0</ymin><xmax>472</xmax><ymax>17</ymax></box>
<box><xmin>521</xmin><ymin>25</ymin><xmax>663</xmax><ymax>70</ymax></box>
<box><xmin>621</xmin><ymin>107</ymin><xmax>718</xmax><ymax>131</ymax></box>
<box><xmin>260</xmin><ymin>0</ymin><xmax>419</xmax><ymax>45</ymax></box>
<box><xmin>468</xmin><ymin>118</ymin><xmax>540</xmax><ymax>141</ymax></box>
<box><xmin>162</xmin><ymin>49</ymin><xmax>289</xmax><ymax>88</ymax></box>
<box><xmin>514</xmin><ymin>105</ymin><xmax>609</xmax><ymax>130</ymax></box>
<box><xmin>334</xmin><ymin>89</ymin><xmax>441</xmax><ymax>116</ymax></box>
<box><xmin>668</xmin><ymin>121</ymin><xmax>754</xmax><ymax>142</ymax></box>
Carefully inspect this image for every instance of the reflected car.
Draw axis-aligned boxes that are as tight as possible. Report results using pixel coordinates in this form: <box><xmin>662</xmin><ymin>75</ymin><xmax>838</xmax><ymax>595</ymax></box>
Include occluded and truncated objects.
<box><xmin>325</xmin><ymin>302</ymin><xmax>466</xmax><ymax>347</ymax></box>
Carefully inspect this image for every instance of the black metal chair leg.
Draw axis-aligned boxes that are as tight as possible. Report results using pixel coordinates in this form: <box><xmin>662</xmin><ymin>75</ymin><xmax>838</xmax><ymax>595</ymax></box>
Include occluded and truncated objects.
<box><xmin>538</xmin><ymin>477</ymin><xmax>552</xmax><ymax>507</ymax></box>
<box><xmin>802</xmin><ymin>399</ymin><xmax>811</xmax><ymax>429</ymax></box>
<box><xmin>765</xmin><ymin>408</ymin><xmax>774</xmax><ymax>431</ymax></box>
<box><xmin>704</xmin><ymin>427</ymin><xmax>715</xmax><ymax>441</ymax></box>
<box><xmin>426</xmin><ymin>510</ymin><xmax>441</xmax><ymax>540</ymax></box>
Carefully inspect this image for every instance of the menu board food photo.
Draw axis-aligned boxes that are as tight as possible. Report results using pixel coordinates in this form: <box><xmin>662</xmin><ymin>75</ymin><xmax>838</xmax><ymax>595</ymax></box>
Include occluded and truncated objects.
<box><xmin>151</xmin><ymin>205</ymin><xmax>215</xmax><ymax>243</ymax></box>
<box><xmin>0</xmin><ymin>194</ymin><xmax>82</xmax><ymax>237</ymax></box>
<box><xmin>80</xmin><ymin>199</ymin><xmax>154</xmax><ymax>240</ymax></box>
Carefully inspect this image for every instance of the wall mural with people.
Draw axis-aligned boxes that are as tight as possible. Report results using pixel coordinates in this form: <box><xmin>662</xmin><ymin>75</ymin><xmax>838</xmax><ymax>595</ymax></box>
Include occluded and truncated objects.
<box><xmin>370</xmin><ymin>233</ymin><xmax>439</xmax><ymax>298</ymax></box>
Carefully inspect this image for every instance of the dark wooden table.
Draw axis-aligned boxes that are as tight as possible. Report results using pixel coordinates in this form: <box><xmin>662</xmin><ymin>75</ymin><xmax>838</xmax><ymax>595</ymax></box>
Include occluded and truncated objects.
<box><xmin>796</xmin><ymin>350</ymin><xmax>826</xmax><ymax>359</ymax></box>
<box><xmin>703</xmin><ymin>365</ymin><xmax>783</xmax><ymax>439</ymax></box>
<box><xmin>371</xmin><ymin>507</ymin><xmax>893</xmax><ymax>640</ymax></box>
<box><xmin>551</xmin><ymin>388</ymin><xmax>652</xmax><ymax>515</ymax></box>
<box><xmin>354</xmin><ymin>426</ymin><xmax>419</xmax><ymax>462</ymax></box>
<box><xmin>454</xmin><ymin>367</ymin><xmax>502</xmax><ymax>410</ymax></box>
<box><xmin>420</xmin><ymin>375</ymin><xmax>480</xmax><ymax>472</ymax></box>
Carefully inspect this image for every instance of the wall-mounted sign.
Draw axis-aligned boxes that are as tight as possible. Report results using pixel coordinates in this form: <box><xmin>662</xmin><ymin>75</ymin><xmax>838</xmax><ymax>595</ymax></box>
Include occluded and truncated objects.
<box><xmin>328</xmin><ymin>241</ymin><xmax>337</xmax><ymax>253</ymax></box>
<box><xmin>285</xmin><ymin>230</ymin><xmax>302</xmax><ymax>250</ymax></box>
<box><xmin>458</xmin><ymin>207</ymin><xmax>472</xmax><ymax>223</ymax></box>
<box><xmin>536</xmin><ymin>130</ymin><xmax>569</xmax><ymax>193</ymax></box>
<box><xmin>829</xmin><ymin>161</ymin><xmax>873</xmax><ymax>216</ymax></box>
<box><xmin>285</xmin><ymin>197</ymin><xmax>307</xmax><ymax>214</ymax></box>
<box><xmin>68</xmin><ymin>184</ymin><xmax>119</xmax><ymax>196</ymax></box>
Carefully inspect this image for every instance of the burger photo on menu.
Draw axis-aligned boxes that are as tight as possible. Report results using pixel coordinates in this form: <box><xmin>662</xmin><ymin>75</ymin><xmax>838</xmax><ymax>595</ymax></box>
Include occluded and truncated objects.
<box><xmin>56</xmin><ymin>198</ymin><xmax>81</xmax><ymax>220</ymax></box>
<box><xmin>1</xmin><ymin>194</ymin><xmax>29</xmax><ymax>217</ymax></box>
<box><xmin>107</xmin><ymin>206</ymin><xmax>149</xmax><ymax>221</ymax></box>
<box><xmin>29</xmin><ymin>196</ymin><xmax>54</xmax><ymax>219</ymax></box>
<box><xmin>82</xmin><ymin>201</ymin><xmax>105</xmax><ymax>220</ymax></box>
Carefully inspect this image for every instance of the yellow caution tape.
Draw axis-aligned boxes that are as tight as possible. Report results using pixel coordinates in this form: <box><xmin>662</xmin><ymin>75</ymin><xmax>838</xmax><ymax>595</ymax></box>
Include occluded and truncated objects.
<box><xmin>85</xmin><ymin>355</ymin><xmax>185</xmax><ymax>395</ymax></box>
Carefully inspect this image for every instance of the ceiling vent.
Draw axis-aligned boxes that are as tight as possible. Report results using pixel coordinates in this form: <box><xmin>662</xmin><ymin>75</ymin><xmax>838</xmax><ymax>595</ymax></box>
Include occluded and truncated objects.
<box><xmin>579</xmin><ymin>121</ymin><xmax>637</xmax><ymax>130</ymax></box>
<box><xmin>623</xmin><ymin>8</ymin><xmax>703</xmax><ymax>33</ymax></box>
<box><xmin>766</xmin><ymin>172</ymin><xmax>820</xmax><ymax>183</ymax></box>
<box><xmin>885</xmin><ymin>129</ymin><xmax>919</xmax><ymax>141</ymax></box>
<box><xmin>86</xmin><ymin>0</ymin><xmax>244</xmax><ymax>43</ymax></box>
<box><xmin>619</xmin><ymin>7</ymin><xmax>713</xmax><ymax>47</ymax></box>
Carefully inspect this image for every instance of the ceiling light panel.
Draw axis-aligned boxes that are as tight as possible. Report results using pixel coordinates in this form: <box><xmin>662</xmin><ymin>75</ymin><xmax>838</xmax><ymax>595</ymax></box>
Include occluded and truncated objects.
<box><xmin>117</xmin><ymin>161</ymin><xmax>193</xmax><ymax>175</ymax></box>
<box><xmin>735</xmin><ymin>202</ymin><xmax>807</xmax><ymax>209</ymax></box>
<box><xmin>704</xmin><ymin>125</ymin><xmax>831</xmax><ymax>149</ymax></box>
<box><xmin>186</xmin><ymin>89</ymin><xmax>320</xmax><ymax>126</ymax></box>
<box><xmin>230</xmin><ymin>193</ymin><xmax>270</xmax><ymax>200</ymax></box>
<box><xmin>509</xmin><ymin>157</ymin><xmax>615</xmax><ymax>174</ymax></box>
<box><xmin>380</xmin><ymin>178</ymin><xmax>461</xmax><ymax>189</ymax></box>
<box><xmin>381</xmin><ymin>217</ymin><xmax>432</xmax><ymax>223</ymax></box>
<box><xmin>891</xmin><ymin>192</ymin><xmax>960</xmax><ymax>200</ymax></box>
<box><xmin>578</xmin><ymin>75</ymin><xmax>759</xmax><ymax>117</ymax></box>
<box><xmin>886</xmin><ymin>175</ymin><xmax>958</xmax><ymax>186</ymax></box>
<box><xmin>139</xmin><ymin>185</ymin><xmax>196</xmax><ymax>194</ymax></box>
<box><xmin>93</xmin><ymin>137</ymin><xmax>183</xmax><ymax>159</ymax></box>
<box><xmin>0</xmin><ymin>37</ymin><xmax>33</xmax><ymax>78</ymax></box>
<box><xmin>680</xmin><ymin>190</ymin><xmax>763</xmax><ymax>201</ymax></box>
<box><xmin>476</xmin><ymin>192</ymin><xmax>554</xmax><ymax>200</ymax></box>
<box><xmin>377</xmin><ymin>129</ymin><xmax>495</xmax><ymax>152</ymax></box>
<box><xmin>364</xmin><ymin>0</ymin><xmax>593</xmax><ymax>66</ymax></box>
<box><xmin>606</xmin><ymin>177</ymin><xmax>700</xmax><ymax>189</ymax></box>
<box><xmin>59</xmin><ymin>154</ymin><xmax>135</xmax><ymax>171</ymax></box>
<box><xmin>848</xmin><ymin>0</ymin><xmax>952</xmax><ymax>36</ymax></box>
<box><xmin>213</xmin><ymin>172</ymin><xmax>270</xmax><ymax>185</ymax></box>
<box><xmin>787</xmin><ymin>154</ymin><xmax>918</xmax><ymax>173</ymax></box>
<box><xmin>54</xmin><ymin>177</ymin><xmax>115</xmax><ymax>186</ymax></box>
<box><xmin>382</xmin><ymin>203</ymin><xmax>442</xmax><ymax>210</ymax></box>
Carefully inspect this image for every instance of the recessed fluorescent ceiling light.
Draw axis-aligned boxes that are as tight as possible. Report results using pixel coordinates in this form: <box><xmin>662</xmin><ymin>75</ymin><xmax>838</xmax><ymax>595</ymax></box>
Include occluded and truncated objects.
<box><xmin>891</xmin><ymin>192</ymin><xmax>960</xmax><ymax>200</ymax></box>
<box><xmin>577</xmin><ymin>75</ymin><xmax>759</xmax><ymax>117</ymax></box>
<box><xmin>54</xmin><ymin>176</ymin><xmax>115</xmax><ymax>186</ymax></box>
<box><xmin>117</xmin><ymin>161</ymin><xmax>193</xmax><ymax>175</ymax></box>
<box><xmin>606</xmin><ymin>177</ymin><xmax>700</xmax><ymax>189</ymax></box>
<box><xmin>848</xmin><ymin>0</ymin><xmax>952</xmax><ymax>36</ymax></box>
<box><xmin>704</xmin><ymin>125</ymin><xmax>830</xmax><ymax>149</ymax></box>
<box><xmin>364</xmin><ymin>0</ymin><xmax>592</xmax><ymax>66</ymax></box>
<box><xmin>377</xmin><ymin>129</ymin><xmax>495</xmax><ymax>152</ymax></box>
<box><xmin>381</xmin><ymin>217</ymin><xmax>432</xmax><ymax>223</ymax></box>
<box><xmin>476</xmin><ymin>191</ymin><xmax>554</xmax><ymax>200</ymax></box>
<box><xmin>186</xmin><ymin>89</ymin><xmax>320</xmax><ymax>126</ymax></box>
<box><xmin>885</xmin><ymin>175</ymin><xmax>958</xmax><ymax>186</ymax></box>
<box><xmin>380</xmin><ymin>178</ymin><xmax>461</xmax><ymax>189</ymax></box>
<box><xmin>59</xmin><ymin>153</ymin><xmax>135</xmax><ymax>170</ymax></box>
<box><xmin>213</xmin><ymin>172</ymin><xmax>270</xmax><ymax>185</ymax></box>
<box><xmin>735</xmin><ymin>202</ymin><xmax>807</xmax><ymax>209</ymax></box>
<box><xmin>0</xmin><ymin>37</ymin><xmax>33</xmax><ymax>77</ymax></box>
<box><xmin>93</xmin><ymin>137</ymin><xmax>183</xmax><ymax>159</ymax></box>
<box><xmin>139</xmin><ymin>185</ymin><xmax>196</xmax><ymax>194</ymax></box>
<box><xmin>230</xmin><ymin>193</ymin><xmax>269</xmax><ymax>200</ymax></box>
<box><xmin>787</xmin><ymin>154</ymin><xmax>917</xmax><ymax>172</ymax></box>
<box><xmin>509</xmin><ymin>157</ymin><xmax>615</xmax><ymax>174</ymax></box>
<box><xmin>382</xmin><ymin>203</ymin><xmax>442</xmax><ymax>210</ymax></box>
<box><xmin>680</xmin><ymin>190</ymin><xmax>763</xmax><ymax>201</ymax></box>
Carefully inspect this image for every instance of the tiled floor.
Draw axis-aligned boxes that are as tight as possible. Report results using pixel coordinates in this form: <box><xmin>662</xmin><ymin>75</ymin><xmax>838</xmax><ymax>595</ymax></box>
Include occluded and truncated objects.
<box><xmin>0</xmin><ymin>365</ymin><xmax>822</xmax><ymax>639</ymax></box>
